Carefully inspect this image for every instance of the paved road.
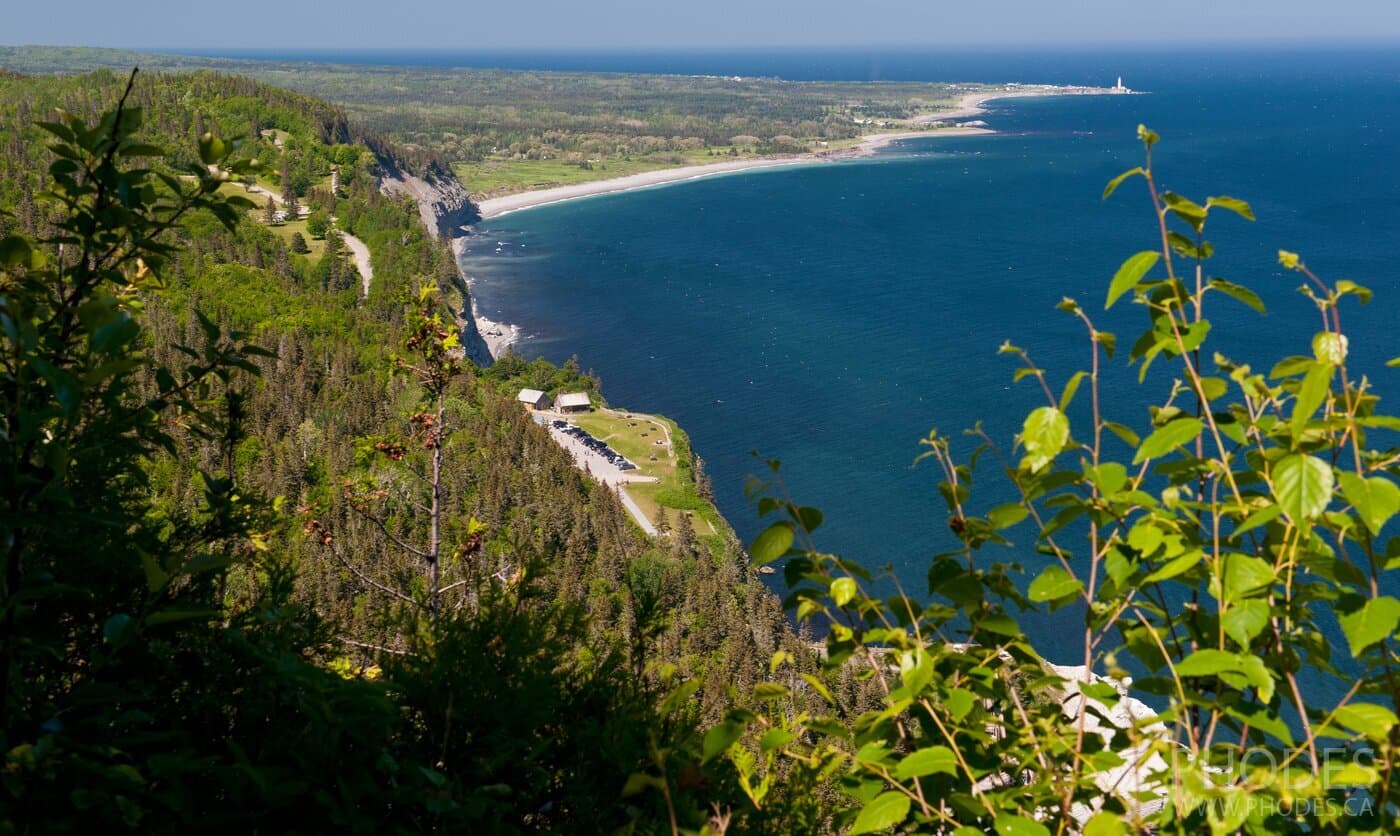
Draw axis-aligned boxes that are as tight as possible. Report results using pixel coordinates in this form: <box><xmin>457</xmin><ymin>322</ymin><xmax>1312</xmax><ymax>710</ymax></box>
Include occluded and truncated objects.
<box><xmin>340</xmin><ymin>231</ymin><xmax>374</xmax><ymax>297</ymax></box>
<box><xmin>546</xmin><ymin>423</ymin><xmax>659</xmax><ymax>534</ymax></box>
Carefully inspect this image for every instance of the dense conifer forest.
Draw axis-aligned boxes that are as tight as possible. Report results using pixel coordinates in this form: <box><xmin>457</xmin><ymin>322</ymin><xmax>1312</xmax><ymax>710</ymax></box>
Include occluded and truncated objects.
<box><xmin>0</xmin><ymin>69</ymin><xmax>840</xmax><ymax>832</ymax></box>
<box><xmin>4</xmin><ymin>59</ymin><xmax>1400</xmax><ymax>835</ymax></box>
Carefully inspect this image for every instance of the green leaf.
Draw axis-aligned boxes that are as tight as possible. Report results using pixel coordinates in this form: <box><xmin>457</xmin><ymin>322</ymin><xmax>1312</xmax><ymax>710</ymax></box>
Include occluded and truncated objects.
<box><xmin>1132</xmin><ymin>417</ymin><xmax>1203</xmax><ymax>464</ymax></box>
<box><xmin>1233</xmin><ymin>504</ymin><xmax>1282</xmax><ymax>538</ymax></box>
<box><xmin>1083</xmin><ymin>811</ymin><xmax>1127</xmax><ymax>836</ymax></box>
<box><xmin>1223</xmin><ymin>554</ymin><xmax>1276</xmax><ymax>599</ymax></box>
<box><xmin>1102</xmin><ymin>166</ymin><xmax>1145</xmax><ymax>200</ymax></box>
<box><xmin>1207</xmin><ymin>278</ymin><xmax>1266</xmax><ymax>314</ymax></box>
<box><xmin>0</xmin><ymin>235</ymin><xmax>34</xmax><ymax>266</ymax></box>
<box><xmin>1087</xmin><ymin>462</ymin><xmax>1128</xmax><ymax>496</ymax></box>
<box><xmin>1291</xmin><ymin>362</ymin><xmax>1334</xmax><ymax>439</ymax></box>
<box><xmin>1338</xmin><ymin>596</ymin><xmax>1400</xmax><ymax>656</ymax></box>
<box><xmin>91</xmin><ymin>315</ymin><xmax>139</xmax><ymax>355</ymax></box>
<box><xmin>702</xmin><ymin>721</ymin><xmax>743</xmax><ymax>763</ymax></box>
<box><xmin>894</xmin><ymin>746</ymin><xmax>957</xmax><ymax>779</ymax></box>
<box><xmin>850</xmin><ymin>792</ymin><xmax>911</xmax><ymax>834</ymax></box>
<box><xmin>995</xmin><ymin>814</ymin><xmax>1052</xmax><ymax>836</ymax></box>
<box><xmin>1163</xmin><ymin>192</ymin><xmax>1207</xmax><ymax>230</ymax></box>
<box><xmin>1105</xmin><ymin>251</ymin><xmax>1160</xmax><ymax>309</ymax></box>
<box><xmin>1273</xmin><ymin>454</ymin><xmax>1334</xmax><ymax>523</ymax></box>
<box><xmin>1222</xmin><ymin>600</ymin><xmax>1270</xmax><ymax>646</ymax></box>
<box><xmin>1176</xmin><ymin>649</ymin><xmax>1274</xmax><ymax>701</ymax></box>
<box><xmin>1339</xmin><ymin>472</ymin><xmax>1400</xmax><ymax>536</ymax></box>
<box><xmin>759</xmin><ymin>728</ymin><xmax>796</xmax><ymax>753</ymax></box>
<box><xmin>1020</xmin><ymin>406</ymin><xmax>1070</xmax><ymax>473</ymax></box>
<box><xmin>1205</xmin><ymin>195</ymin><xmax>1256</xmax><ymax>221</ymax></box>
<box><xmin>1238</xmin><ymin>655</ymin><xmax>1276</xmax><ymax>703</ymax></box>
<box><xmin>1104</xmin><ymin>421</ymin><xmax>1139</xmax><ymax>447</ymax></box>
<box><xmin>103</xmin><ymin>613</ymin><xmax>132</xmax><ymax>646</ymax></box>
<box><xmin>832</xmin><ymin>577</ymin><xmax>857</xmax><ymax>607</ymax></box>
<box><xmin>1144</xmin><ymin>549</ymin><xmax>1203</xmax><ymax>584</ymax></box>
<box><xmin>750</xmin><ymin>522</ymin><xmax>794</xmax><ymax>566</ymax></box>
<box><xmin>140</xmin><ymin>552</ymin><xmax>167</xmax><ymax>593</ymax></box>
<box><xmin>1313</xmin><ymin>332</ymin><xmax>1349</xmax><ymax>365</ymax></box>
<box><xmin>1128</xmin><ymin>520</ymin><xmax>1164</xmax><ymax>556</ymax></box>
<box><xmin>1329</xmin><ymin>703</ymin><xmax>1398</xmax><ymax>741</ymax></box>
<box><xmin>1060</xmin><ymin>370</ymin><xmax>1086</xmax><ymax>410</ymax></box>
<box><xmin>900</xmin><ymin>648</ymin><xmax>934</xmax><ymax>695</ymax></box>
<box><xmin>621</xmin><ymin>772</ymin><xmax>663</xmax><ymax>797</ymax></box>
<box><xmin>800</xmin><ymin>673</ymin><xmax>835</xmax><ymax>705</ymax></box>
<box><xmin>988</xmin><ymin>502</ymin><xmax>1029</xmax><ymax>530</ymax></box>
<box><xmin>946</xmin><ymin>687</ymin><xmax>976</xmax><ymax>721</ymax></box>
<box><xmin>1029</xmin><ymin>565</ymin><xmax>1083</xmax><ymax>602</ymax></box>
<box><xmin>1175</xmin><ymin>649</ymin><xmax>1241</xmax><ymax>677</ymax></box>
<box><xmin>1335</xmin><ymin>279</ymin><xmax>1372</xmax><ymax>303</ymax></box>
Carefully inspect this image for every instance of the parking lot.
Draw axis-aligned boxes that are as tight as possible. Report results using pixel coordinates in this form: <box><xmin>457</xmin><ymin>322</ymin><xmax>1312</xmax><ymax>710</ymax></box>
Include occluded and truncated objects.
<box><xmin>546</xmin><ymin>420</ymin><xmax>654</xmax><ymax>488</ymax></box>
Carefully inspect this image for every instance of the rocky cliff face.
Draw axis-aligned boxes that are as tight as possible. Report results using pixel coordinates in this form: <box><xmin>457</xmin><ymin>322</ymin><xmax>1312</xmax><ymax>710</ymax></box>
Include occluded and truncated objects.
<box><xmin>376</xmin><ymin>162</ymin><xmax>480</xmax><ymax>240</ymax></box>
<box><xmin>375</xmin><ymin>156</ymin><xmax>493</xmax><ymax>365</ymax></box>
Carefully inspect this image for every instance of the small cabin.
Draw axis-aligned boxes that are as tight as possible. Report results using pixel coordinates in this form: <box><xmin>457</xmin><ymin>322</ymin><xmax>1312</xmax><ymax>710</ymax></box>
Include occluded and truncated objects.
<box><xmin>556</xmin><ymin>392</ymin><xmax>591</xmax><ymax>414</ymax></box>
<box><xmin>517</xmin><ymin>388</ymin><xmax>552</xmax><ymax>411</ymax></box>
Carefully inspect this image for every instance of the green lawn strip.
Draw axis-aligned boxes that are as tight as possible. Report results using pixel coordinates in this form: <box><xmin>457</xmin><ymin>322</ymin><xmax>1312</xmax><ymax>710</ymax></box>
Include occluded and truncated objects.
<box><xmin>454</xmin><ymin>149</ymin><xmax>769</xmax><ymax>200</ymax></box>
<box><xmin>571</xmin><ymin>411</ymin><xmax>719</xmax><ymax>536</ymax></box>
<box><xmin>261</xmin><ymin>217</ymin><xmax>326</xmax><ymax>259</ymax></box>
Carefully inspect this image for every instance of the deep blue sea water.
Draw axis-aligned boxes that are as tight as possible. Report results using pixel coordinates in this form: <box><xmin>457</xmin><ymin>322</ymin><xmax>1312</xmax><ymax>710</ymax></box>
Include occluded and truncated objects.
<box><xmin>194</xmin><ymin>46</ymin><xmax>1400</xmax><ymax>672</ymax></box>
<box><xmin>452</xmin><ymin>48</ymin><xmax>1400</xmax><ymax>669</ymax></box>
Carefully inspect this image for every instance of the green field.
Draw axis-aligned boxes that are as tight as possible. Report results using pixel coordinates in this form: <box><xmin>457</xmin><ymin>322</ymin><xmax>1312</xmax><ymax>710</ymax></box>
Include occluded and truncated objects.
<box><xmin>263</xmin><ymin>217</ymin><xmax>326</xmax><ymax>260</ymax></box>
<box><xmin>454</xmin><ymin>147</ymin><xmax>760</xmax><ymax>199</ymax></box>
<box><xmin>572</xmin><ymin>410</ymin><xmax>723</xmax><ymax>537</ymax></box>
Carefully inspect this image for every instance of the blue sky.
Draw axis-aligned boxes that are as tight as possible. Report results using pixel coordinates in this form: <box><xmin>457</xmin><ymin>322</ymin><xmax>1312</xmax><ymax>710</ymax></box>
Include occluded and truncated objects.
<box><xmin>7</xmin><ymin>1</ymin><xmax>1400</xmax><ymax>49</ymax></box>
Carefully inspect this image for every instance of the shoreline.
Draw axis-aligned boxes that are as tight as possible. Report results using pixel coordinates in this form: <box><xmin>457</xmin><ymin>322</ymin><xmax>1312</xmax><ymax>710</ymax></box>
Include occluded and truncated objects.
<box><xmin>462</xmin><ymin>83</ymin><xmax>1127</xmax><ymax>359</ymax></box>
<box><xmin>452</xmin><ymin>237</ymin><xmax>521</xmax><ymax>359</ymax></box>
<box><xmin>475</xmin><ymin>125</ymin><xmax>991</xmax><ymax>221</ymax></box>
<box><xmin>473</xmin><ymin>84</ymin><xmax>1125</xmax><ymax>222</ymax></box>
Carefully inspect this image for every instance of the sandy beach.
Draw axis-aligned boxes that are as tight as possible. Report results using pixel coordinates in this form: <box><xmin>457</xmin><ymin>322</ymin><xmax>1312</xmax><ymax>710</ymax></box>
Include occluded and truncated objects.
<box><xmin>913</xmin><ymin>85</ymin><xmax>1122</xmax><ymax>125</ymax></box>
<box><xmin>452</xmin><ymin>237</ymin><xmax>521</xmax><ymax>358</ymax></box>
<box><xmin>464</xmin><ymin>84</ymin><xmax>1123</xmax><ymax>358</ymax></box>
<box><xmin>474</xmin><ymin>85</ymin><xmax>1121</xmax><ymax>222</ymax></box>
<box><xmin>475</xmin><ymin>126</ymin><xmax>994</xmax><ymax>221</ymax></box>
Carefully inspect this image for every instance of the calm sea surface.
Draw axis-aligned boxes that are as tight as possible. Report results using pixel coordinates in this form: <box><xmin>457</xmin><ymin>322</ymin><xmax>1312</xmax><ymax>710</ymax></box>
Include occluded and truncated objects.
<box><xmin>451</xmin><ymin>48</ymin><xmax>1400</xmax><ymax>668</ymax></box>
<box><xmin>198</xmin><ymin>46</ymin><xmax>1400</xmax><ymax>670</ymax></box>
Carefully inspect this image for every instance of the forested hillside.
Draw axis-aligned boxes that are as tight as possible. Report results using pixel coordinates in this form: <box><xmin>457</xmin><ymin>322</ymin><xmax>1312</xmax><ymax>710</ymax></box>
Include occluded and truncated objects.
<box><xmin>0</xmin><ymin>47</ymin><xmax>985</xmax><ymax>199</ymax></box>
<box><xmin>7</xmin><ymin>61</ymin><xmax>1400</xmax><ymax>836</ymax></box>
<box><xmin>0</xmin><ymin>69</ymin><xmax>832</xmax><ymax>832</ymax></box>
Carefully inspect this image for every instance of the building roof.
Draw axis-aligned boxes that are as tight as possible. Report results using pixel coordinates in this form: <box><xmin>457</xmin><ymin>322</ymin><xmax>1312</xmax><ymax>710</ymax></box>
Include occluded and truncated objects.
<box><xmin>517</xmin><ymin>388</ymin><xmax>549</xmax><ymax>404</ymax></box>
<box><xmin>556</xmin><ymin>392</ymin><xmax>591</xmax><ymax>409</ymax></box>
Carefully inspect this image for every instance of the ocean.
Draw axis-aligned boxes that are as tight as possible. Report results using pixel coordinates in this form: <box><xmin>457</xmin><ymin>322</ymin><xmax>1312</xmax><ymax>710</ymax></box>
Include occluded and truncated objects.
<box><xmin>448</xmin><ymin>47</ymin><xmax>1400</xmax><ymax>666</ymax></box>
<box><xmin>183</xmin><ymin>45</ymin><xmax>1400</xmax><ymax>670</ymax></box>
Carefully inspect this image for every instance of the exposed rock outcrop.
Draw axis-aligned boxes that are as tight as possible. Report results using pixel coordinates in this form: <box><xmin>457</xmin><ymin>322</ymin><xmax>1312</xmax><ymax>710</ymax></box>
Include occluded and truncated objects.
<box><xmin>376</xmin><ymin>158</ymin><xmax>480</xmax><ymax>240</ymax></box>
<box><xmin>373</xmin><ymin>154</ymin><xmax>493</xmax><ymax>365</ymax></box>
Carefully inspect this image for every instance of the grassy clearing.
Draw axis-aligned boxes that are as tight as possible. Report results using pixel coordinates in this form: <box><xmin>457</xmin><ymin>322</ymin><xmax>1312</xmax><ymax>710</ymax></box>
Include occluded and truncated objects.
<box><xmin>572</xmin><ymin>410</ymin><xmax>722</xmax><ymax>537</ymax></box>
<box><xmin>454</xmin><ymin>147</ymin><xmax>763</xmax><ymax>200</ymax></box>
<box><xmin>263</xmin><ymin>217</ymin><xmax>326</xmax><ymax>259</ymax></box>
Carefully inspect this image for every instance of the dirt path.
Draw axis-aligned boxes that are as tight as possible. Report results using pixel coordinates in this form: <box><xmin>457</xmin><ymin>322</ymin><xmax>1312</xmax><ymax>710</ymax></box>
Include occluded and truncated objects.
<box><xmin>340</xmin><ymin>231</ymin><xmax>373</xmax><ymax>297</ymax></box>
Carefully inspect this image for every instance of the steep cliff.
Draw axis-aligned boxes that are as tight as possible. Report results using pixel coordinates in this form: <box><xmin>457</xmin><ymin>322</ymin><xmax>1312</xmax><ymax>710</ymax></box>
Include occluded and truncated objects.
<box><xmin>374</xmin><ymin>155</ymin><xmax>493</xmax><ymax>365</ymax></box>
<box><xmin>376</xmin><ymin>157</ymin><xmax>479</xmax><ymax>240</ymax></box>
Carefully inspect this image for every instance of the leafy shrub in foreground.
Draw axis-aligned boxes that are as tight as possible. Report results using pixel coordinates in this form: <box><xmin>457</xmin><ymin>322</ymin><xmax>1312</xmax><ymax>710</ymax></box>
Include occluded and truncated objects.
<box><xmin>702</xmin><ymin>125</ymin><xmax>1400</xmax><ymax>834</ymax></box>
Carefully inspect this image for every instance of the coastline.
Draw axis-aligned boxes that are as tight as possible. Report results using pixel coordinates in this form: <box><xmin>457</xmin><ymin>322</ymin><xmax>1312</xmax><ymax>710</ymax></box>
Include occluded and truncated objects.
<box><xmin>462</xmin><ymin>83</ymin><xmax>1126</xmax><ymax>359</ymax></box>
<box><xmin>475</xmin><ymin>125</ymin><xmax>992</xmax><ymax>221</ymax></box>
<box><xmin>452</xmin><ymin>237</ymin><xmax>521</xmax><ymax>359</ymax></box>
